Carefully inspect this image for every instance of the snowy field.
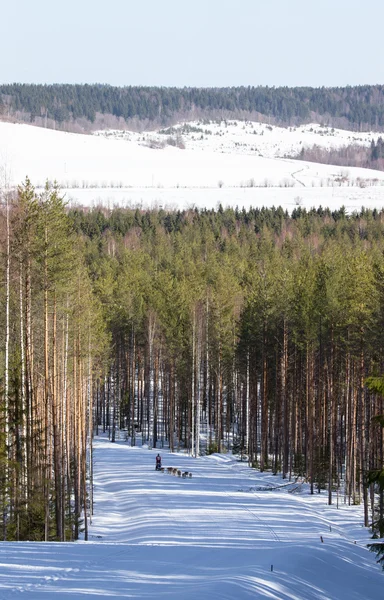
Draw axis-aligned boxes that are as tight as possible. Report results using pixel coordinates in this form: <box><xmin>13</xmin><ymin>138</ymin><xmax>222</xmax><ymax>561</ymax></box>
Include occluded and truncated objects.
<box><xmin>0</xmin><ymin>435</ymin><xmax>383</xmax><ymax>599</ymax></box>
<box><xmin>95</xmin><ymin>120</ymin><xmax>376</xmax><ymax>160</ymax></box>
<box><xmin>1</xmin><ymin>120</ymin><xmax>384</xmax><ymax>212</ymax></box>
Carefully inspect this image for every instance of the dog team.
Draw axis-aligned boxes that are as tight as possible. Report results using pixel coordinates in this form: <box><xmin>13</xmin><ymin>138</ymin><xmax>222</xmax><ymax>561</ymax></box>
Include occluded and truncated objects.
<box><xmin>155</xmin><ymin>453</ymin><xmax>192</xmax><ymax>477</ymax></box>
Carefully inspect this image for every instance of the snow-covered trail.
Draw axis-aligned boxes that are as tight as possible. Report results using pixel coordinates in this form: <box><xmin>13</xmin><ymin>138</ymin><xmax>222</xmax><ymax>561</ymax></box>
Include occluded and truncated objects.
<box><xmin>0</xmin><ymin>436</ymin><xmax>383</xmax><ymax>599</ymax></box>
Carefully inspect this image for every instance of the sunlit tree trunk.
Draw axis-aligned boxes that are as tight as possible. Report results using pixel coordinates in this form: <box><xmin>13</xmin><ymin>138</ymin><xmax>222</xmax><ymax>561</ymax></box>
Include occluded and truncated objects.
<box><xmin>260</xmin><ymin>324</ymin><xmax>268</xmax><ymax>472</ymax></box>
<box><xmin>191</xmin><ymin>309</ymin><xmax>195</xmax><ymax>456</ymax></box>
<box><xmin>282</xmin><ymin>319</ymin><xmax>289</xmax><ymax>479</ymax></box>
<box><xmin>44</xmin><ymin>222</ymin><xmax>51</xmax><ymax>541</ymax></box>
<box><xmin>3</xmin><ymin>190</ymin><xmax>10</xmax><ymax>539</ymax></box>
<box><xmin>327</xmin><ymin>328</ymin><xmax>334</xmax><ymax>506</ymax></box>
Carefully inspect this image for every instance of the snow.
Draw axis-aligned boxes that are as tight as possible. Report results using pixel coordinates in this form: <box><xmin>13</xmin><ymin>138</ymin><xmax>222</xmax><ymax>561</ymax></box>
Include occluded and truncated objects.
<box><xmin>63</xmin><ymin>185</ymin><xmax>384</xmax><ymax>214</ymax></box>
<box><xmin>95</xmin><ymin>121</ymin><xmax>376</xmax><ymax>160</ymax></box>
<box><xmin>1</xmin><ymin>120</ymin><xmax>384</xmax><ymax>212</ymax></box>
<box><xmin>0</xmin><ymin>435</ymin><xmax>382</xmax><ymax>599</ymax></box>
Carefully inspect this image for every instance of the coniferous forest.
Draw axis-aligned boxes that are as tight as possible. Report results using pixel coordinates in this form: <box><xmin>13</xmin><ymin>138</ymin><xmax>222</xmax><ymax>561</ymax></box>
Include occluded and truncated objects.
<box><xmin>1</xmin><ymin>180</ymin><xmax>384</xmax><ymax>546</ymax></box>
<box><xmin>2</xmin><ymin>83</ymin><xmax>384</xmax><ymax>131</ymax></box>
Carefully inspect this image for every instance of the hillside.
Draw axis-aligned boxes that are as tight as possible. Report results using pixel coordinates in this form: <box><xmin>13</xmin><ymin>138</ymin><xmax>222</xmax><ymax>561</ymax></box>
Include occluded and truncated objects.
<box><xmin>2</xmin><ymin>83</ymin><xmax>384</xmax><ymax>132</ymax></box>
<box><xmin>0</xmin><ymin>436</ymin><xmax>382</xmax><ymax>599</ymax></box>
<box><xmin>2</xmin><ymin>119</ymin><xmax>384</xmax><ymax>212</ymax></box>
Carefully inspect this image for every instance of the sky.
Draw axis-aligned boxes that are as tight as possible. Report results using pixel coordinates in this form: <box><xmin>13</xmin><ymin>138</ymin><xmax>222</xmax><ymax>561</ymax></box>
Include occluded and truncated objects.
<box><xmin>2</xmin><ymin>0</ymin><xmax>384</xmax><ymax>88</ymax></box>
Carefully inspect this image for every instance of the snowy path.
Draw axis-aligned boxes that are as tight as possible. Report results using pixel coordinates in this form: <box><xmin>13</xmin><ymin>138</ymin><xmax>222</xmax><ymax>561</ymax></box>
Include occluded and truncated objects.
<box><xmin>0</xmin><ymin>436</ymin><xmax>383</xmax><ymax>599</ymax></box>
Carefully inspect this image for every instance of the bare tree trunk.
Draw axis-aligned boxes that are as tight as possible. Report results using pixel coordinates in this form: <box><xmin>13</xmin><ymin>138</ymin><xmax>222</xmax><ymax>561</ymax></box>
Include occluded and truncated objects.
<box><xmin>282</xmin><ymin>319</ymin><xmax>289</xmax><ymax>479</ymax></box>
<box><xmin>205</xmin><ymin>296</ymin><xmax>210</xmax><ymax>455</ymax></box>
<box><xmin>62</xmin><ymin>303</ymin><xmax>69</xmax><ymax>538</ymax></box>
<box><xmin>328</xmin><ymin>328</ymin><xmax>334</xmax><ymax>506</ymax></box>
<box><xmin>344</xmin><ymin>352</ymin><xmax>351</xmax><ymax>504</ymax></box>
<box><xmin>191</xmin><ymin>309</ymin><xmax>195</xmax><ymax>456</ymax></box>
<box><xmin>260</xmin><ymin>324</ymin><xmax>268</xmax><ymax>472</ymax></box>
<box><xmin>196</xmin><ymin>314</ymin><xmax>201</xmax><ymax>458</ymax></box>
<box><xmin>351</xmin><ymin>368</ymin><xmax>358</xmax><ymax>505</ymax></box>
<box><xmin>246</xmin><ymin>351</ymin><xmax>250</xmax><ymax>460</ymax></box>
<box><xmin>25</xmin><ymin>255</ymin><xmax>34</xmax><ymax>513</ymax></box>
<box><xmin>78</xmin><ymin>344</ymin><xmax>88</xmax><ymax>542</ymax></box>
<box><xmin>152</xmin><ymin>350</ymin><xmax>158</xmax><ymax>448</ymax></box>
<box><xmin>307</xmin><ymin>344</ymin><xmax>315</xmax><ymax>495</ymax></box>
<box><xmin>217</xmin><ymin>341</ymin><xmax>223</xmax><ymax>453</ymax></box>
<box><xmin>147</xmin><ymin>312</ymin><xmax>156</xmax><ymax>447</ymax></box>
<box><xmin>52</xmin><ymin>295</ymin><xmax>63</xmax><ymax>540</ymax></box>
<box><xmin>19</xmin><ymin>259</ymin><xmax>27</xmax><ymax>501</ymax></box>
<box><xmin>73</xmin><ymin>343</ymin><xmax>80</xmax><ymax>540</ymax></box>
<box><xmin>171</xmin><ymin>362</ymin><xmax>176</xmax><ymax>453</ymax></box>
<box><xmin>3</xmin><ymin>190</ymin><xmax>10</xmax><ymax>539</ymax></box>
<box><xmin>44</xmin><ymin>229</ymin><xmax>50</xmax><ymax>541</ymax></box>
<box><xmin>359</xmin><ymin>339</ymin><xmax>369</xmax><ymax>526</ymax></box>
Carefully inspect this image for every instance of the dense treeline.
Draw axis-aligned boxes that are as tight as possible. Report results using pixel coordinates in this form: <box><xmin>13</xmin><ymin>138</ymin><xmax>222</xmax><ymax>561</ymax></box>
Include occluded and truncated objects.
<box><xmin>73</xmin><ymin>202</ymin><xmax>384</xmax><ymax>535</ymax></box>
<box><xmin>2</xmin><ymin>83</ymin><xmax>384</xmax><ymax>131</ymax></box>
<box><xmin>2</xmin><ymin>189</ymin><xmax>384</xmax><ymax>542</ymax></box>
<box><xmin>296</xmin><ymin>136</ymin><xmax>384</xmax><ymax>171</ymax></box>
<box><xmin>0</xmin><ymin>180</ymin><xmax>108</xmax><ymax>541</ymax></box>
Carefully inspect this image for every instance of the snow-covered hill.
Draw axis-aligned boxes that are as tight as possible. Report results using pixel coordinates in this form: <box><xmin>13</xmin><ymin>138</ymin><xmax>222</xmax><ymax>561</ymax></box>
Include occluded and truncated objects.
<box><xmin>96</xmin><ymin>120</ymin><xmax>375</xmax><ymax>159</ymax></box>
<box><xmin>0</xmin><ymin>436</ymin><xmax>382</xmax><ymax>599</ymax></box>
<box><xmin>1</xmin><ymin>120</ymin><xmax>384</xmax><ymax>212</ymax></box>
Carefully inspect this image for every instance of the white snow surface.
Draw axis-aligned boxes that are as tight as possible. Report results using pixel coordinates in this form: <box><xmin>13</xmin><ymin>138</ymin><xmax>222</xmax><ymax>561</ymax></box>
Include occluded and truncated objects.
<box><xmin>1</xmin><ymin>120</ymin><xmax>384</xmax><ymax>212</ymax></box>
<box><xmin>0</xmin><ymin>435</ymin><xmax>383</xmax><ymax>599</ymax></box>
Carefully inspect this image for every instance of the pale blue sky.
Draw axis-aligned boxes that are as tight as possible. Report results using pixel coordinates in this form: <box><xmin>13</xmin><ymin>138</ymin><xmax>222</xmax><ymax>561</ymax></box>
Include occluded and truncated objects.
<box><xmin>2</xmin><ymin>0</ymin><xmax>383</xmax><ymax>87</ymax></box>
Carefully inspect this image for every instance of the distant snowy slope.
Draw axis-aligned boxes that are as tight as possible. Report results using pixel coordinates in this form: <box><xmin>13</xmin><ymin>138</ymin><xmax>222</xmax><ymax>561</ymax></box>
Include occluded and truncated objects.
<box><xmin>1</xmin><ymin>120</ymin><xmax>384</xmax><ymax>211</ymax></box>
<box><xmin>0</xmin><ymin>437</ymin><xmax>382</xmax><ymax>599</ymax></box>
<box><xmin>97</xmin><ymin>120</ymin><xmax>374</xmax><ymax>159</ymax></box>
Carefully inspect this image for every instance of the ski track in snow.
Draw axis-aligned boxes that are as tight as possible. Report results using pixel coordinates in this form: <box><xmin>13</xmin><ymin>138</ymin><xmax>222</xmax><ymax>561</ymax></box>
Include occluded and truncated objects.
<box><xmin>290</xmin><ymin>165</ymin><xmax>309</xmax><ymax>188</ymax></box>
<box><xmin>0</xmin><ymin>435</ymin><xmax>383</xmax><ymax>599</ymax></box>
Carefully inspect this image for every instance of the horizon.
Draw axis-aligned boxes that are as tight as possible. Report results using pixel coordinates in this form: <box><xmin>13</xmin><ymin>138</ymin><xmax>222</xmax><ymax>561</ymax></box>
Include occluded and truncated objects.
<box><xmin>2</xmin><ymin>82</ymin><xmax>384</xmax><ymax>89</ymax></box>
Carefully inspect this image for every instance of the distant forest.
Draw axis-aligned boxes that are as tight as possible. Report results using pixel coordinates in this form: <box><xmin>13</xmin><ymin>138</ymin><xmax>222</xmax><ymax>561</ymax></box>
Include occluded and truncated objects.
<box><xmin>2</xmin><ymin>83</ymin><xmax>384</xmax><ymax>132</ymax></box>
<box><xmin>295</xmin><ymin>136</ymin><xmax>384</xmax><ymax>171</ymax></box>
